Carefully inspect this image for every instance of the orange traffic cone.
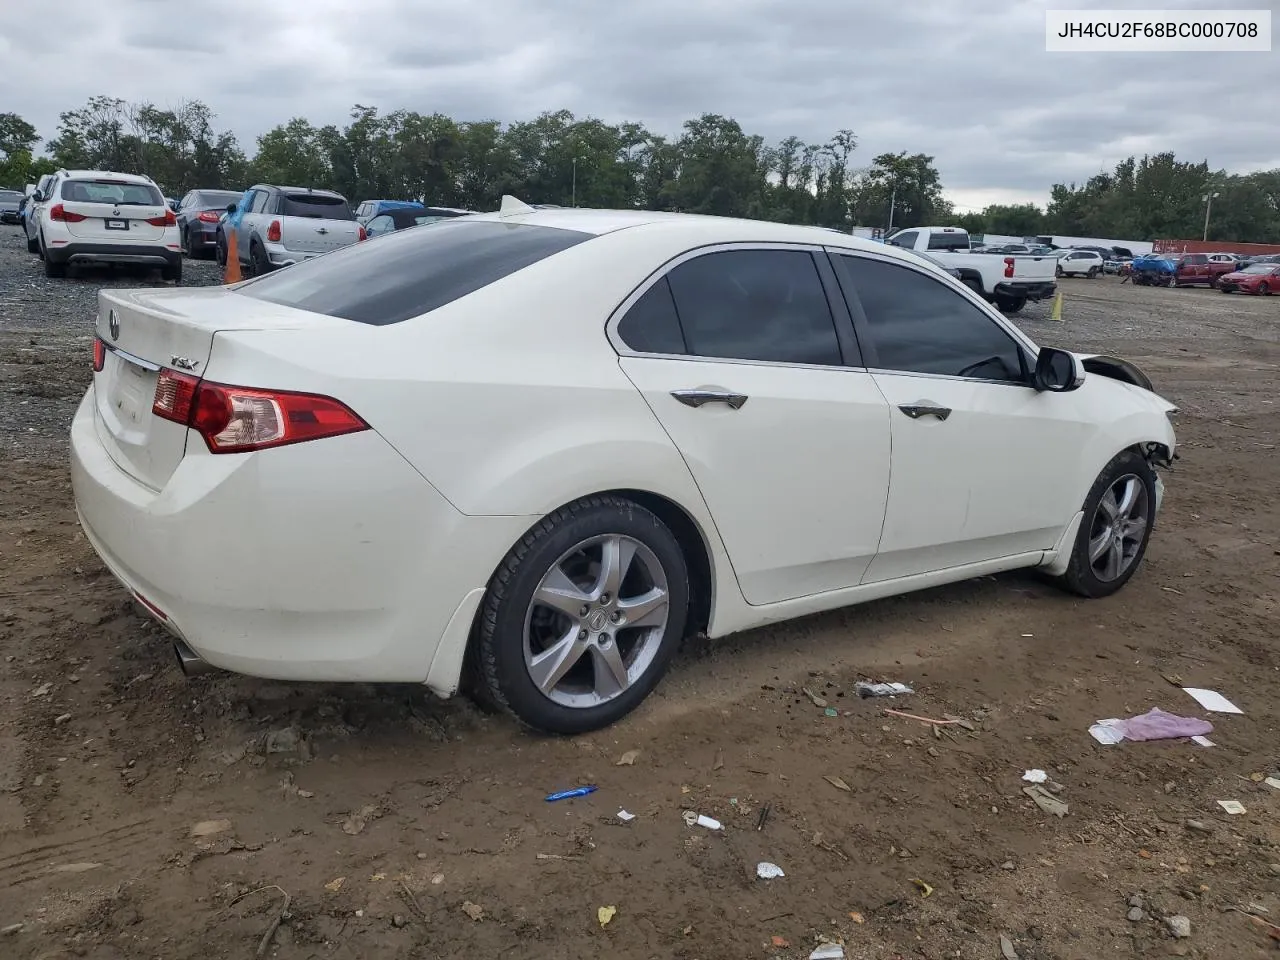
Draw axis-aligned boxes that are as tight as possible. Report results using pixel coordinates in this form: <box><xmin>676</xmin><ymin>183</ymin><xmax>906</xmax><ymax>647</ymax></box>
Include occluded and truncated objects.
<box><xmin>223</xmin><ymin>229</ymin><xmax>242</xmax><ymax>284</ymax></box>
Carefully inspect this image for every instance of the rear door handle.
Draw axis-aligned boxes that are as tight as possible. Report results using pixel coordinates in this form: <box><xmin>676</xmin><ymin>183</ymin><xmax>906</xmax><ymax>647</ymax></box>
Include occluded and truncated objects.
<box><xmin>671</xmin><ymin>389</ymin><xmax>749</xmax><ymax>410</ymax></box>
<box><xmin>898</xmin><ymin>401</ymin><xmax>952</xmax><ymax>421</ymax></box>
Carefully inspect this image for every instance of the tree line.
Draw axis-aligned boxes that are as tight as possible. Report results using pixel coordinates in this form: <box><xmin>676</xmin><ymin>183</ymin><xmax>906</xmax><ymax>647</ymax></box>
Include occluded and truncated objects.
<box><xmin>1</xmin><ymin>98</ymin><xmax>1277</xmax><ymax>242</ymax></box>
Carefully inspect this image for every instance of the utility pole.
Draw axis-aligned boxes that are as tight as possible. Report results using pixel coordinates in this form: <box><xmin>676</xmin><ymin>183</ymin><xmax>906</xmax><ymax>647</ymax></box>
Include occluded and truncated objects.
<box><xmin>887</xmin><ymin>185</ymin><xmax>897</xmax><ymax>235</ymax></box>
<box><xmin>572</xmin><ymin>157</ymin><xmax>578</xmax><ymax>208</ymax></box>
<box><xmin>1202</xmin><ymin>191</ymin><xmax>1220</xmax><ymax>241</ymax></box>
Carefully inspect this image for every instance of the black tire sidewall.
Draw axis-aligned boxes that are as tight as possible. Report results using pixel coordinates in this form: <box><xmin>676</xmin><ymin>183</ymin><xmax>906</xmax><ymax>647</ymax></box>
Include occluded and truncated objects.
<box><xmin>1065</xmin><ymin>451</ymin><xmax>1157</xmax><ymax>598</ymax></box>
<box><xmin>481</xmin><ymin>498</ymin><xmax>690</xmax><ymax>734</ymax></box>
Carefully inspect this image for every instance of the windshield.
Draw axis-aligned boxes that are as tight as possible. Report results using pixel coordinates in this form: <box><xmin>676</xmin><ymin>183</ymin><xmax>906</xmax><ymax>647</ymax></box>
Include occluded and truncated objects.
<box><xmin>1242</xmin><ymin>264</ymin><xmax>1277</xmax><ymax>274</ymax></box>
<box><xmin>61</xmin><ymin>179</ymin><xmax>164</xmax><ymax>206</ymax></box>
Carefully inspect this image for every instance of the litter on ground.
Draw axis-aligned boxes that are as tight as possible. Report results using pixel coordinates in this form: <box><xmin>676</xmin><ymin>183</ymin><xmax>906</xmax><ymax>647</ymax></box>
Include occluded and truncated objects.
<box><xmin>1182</xmin><ymin>687</ymin><xmax>1242</xmax><ymax>714</ymax></box>
<box><xmin>1217</xmin><ymin>800</ymin><xmax>1246</xmax><ymax>815</ymax></box>
<box><xmin>756</xmin><ymin>861</ymin><xmax>785</xmax><ymax>879</ymax></box>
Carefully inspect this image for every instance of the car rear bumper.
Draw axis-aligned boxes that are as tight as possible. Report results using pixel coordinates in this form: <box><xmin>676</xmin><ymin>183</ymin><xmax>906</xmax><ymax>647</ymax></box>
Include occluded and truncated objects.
<box><xmin>46</xmin><ymin>242</ymin><xmax>181</xmax><ymax>267</ymax></box>
<box><xmin>69</xmin><ymin>387</ymin><xmax>530</xmax><ymax>690</ymax></box>
<box><xmin>995</xmin><ymin>281</ymin><xmax>1056</xmax><ymax>301</ymax></box>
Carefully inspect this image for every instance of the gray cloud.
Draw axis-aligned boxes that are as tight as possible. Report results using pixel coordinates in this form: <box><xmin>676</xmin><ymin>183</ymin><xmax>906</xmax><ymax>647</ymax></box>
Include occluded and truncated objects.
<box><xmin>1</xmin><ymin>0</ymin><xmax>1273</xmax><ymax>211</ymax></box>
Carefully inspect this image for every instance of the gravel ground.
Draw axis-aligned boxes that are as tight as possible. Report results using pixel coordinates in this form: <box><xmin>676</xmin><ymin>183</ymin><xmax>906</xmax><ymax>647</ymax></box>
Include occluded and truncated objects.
<box><xmin>2</xmin><ymin>223</ymin><xmax>1280</xmax><ymax>959</ymax></box>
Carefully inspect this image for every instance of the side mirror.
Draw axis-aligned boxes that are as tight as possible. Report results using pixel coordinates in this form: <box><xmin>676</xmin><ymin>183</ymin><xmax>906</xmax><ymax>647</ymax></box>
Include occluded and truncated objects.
<box><xmin>226</xmin><ymin>202</ymin><xmax>237</xmax><ymax>213</ymax></box>
<box><xmin>31</xmin><ymin>190</ymin><xmax>44</xmax><ymax>203</ymax></box>
<box><xmin>1033</xmin><ymin>347</ymin><xmax>1085</xmax><ymax>393</ymax></box>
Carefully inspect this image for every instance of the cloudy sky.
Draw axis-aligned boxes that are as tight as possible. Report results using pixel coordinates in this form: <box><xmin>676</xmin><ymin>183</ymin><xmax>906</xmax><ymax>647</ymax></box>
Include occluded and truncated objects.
<box><xmin>0</xmin><ymin>0</ymin><xmax>1275</xmax><ymax>211</ymax></box>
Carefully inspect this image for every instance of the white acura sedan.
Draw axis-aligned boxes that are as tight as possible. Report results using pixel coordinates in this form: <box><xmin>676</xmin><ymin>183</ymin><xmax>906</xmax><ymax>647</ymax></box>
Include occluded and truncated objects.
<box><xmin>71</xmin><ymin>199</ymin><xmax>1177</xmax><ymax>733</ymax></box>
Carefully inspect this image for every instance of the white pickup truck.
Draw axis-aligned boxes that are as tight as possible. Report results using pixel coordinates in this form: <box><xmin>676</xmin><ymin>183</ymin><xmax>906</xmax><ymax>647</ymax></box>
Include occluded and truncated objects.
<box><xmin>885</xmin><ymin>226</ymin><xmax>1057</xmax><ymax>314</ymax></box>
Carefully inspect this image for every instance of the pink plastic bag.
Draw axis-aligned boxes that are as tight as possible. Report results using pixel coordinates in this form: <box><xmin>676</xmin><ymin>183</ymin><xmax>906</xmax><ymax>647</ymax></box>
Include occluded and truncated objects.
<box><xmin>1111</xmin><ymin>707</ymin><xmax>1213</xmax><ymax>742</ymax></box>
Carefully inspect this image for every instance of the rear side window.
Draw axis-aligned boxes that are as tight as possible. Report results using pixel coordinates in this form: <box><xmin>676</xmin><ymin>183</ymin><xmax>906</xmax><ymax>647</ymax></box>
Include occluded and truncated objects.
<box><xmin>281</xmin><ymin>193</ymin><xmax>354</xmax><ymax>219</ymax></box>
<box><xmin>61</xmin><ymin>179</ymin><xmax>163</xmax><ymax>206</ymax></box>
<box><xmin>927</xmin><ymin>231</ymin><xmax>970</xmax><ymax>251</ymax></box>
<box><xmin>617</xmin><ymin>277</ymin><xmax>687</xmax><ymax>355</ymax></box>
<box><xmin>887</xmin><ymin>231</ymin><xmax>918</xmax><ymax>249</ymax></box>
<box><xmin>238</xmin><ymin>219</ymin><xmax>593</xmax><ymax>325</ymax></box>
<box><xmin>664</xmin><ymin>250</ymin><xmax>842</xmax><ymax>366</ymax></box>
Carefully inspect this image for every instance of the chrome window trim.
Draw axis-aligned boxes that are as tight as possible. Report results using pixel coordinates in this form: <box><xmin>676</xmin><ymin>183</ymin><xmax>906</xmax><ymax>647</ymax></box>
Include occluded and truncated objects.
<box><xmin>605</xmin><ymin>241</ymin><xmax>866</xmax><ymax>373</ymax></box>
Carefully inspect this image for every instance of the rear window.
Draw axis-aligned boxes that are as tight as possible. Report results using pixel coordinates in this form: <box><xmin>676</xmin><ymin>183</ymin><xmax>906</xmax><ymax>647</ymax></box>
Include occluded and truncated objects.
<box><xmin>194</xmin><ymin>191</ymin><xmax>242</xmax><ymax>209</ymax></box>
<box><xmin>280</xmin><ymin>193</ymin><xmax>355</xmax><ymax>219</ymax></box>
<box><xmin>61</xmin><ymin>179</ymin><xmax>163</xmax><ymax>206</ymax></box>
<box><xmin>927</xmin><ymin>231</ymin><xmax>970</xmax><ymax>251</ymax></box>
<box><xmin>237</xmin><ymin>219</ymin><xmax>594</xmax><ymax>325</ymax></box>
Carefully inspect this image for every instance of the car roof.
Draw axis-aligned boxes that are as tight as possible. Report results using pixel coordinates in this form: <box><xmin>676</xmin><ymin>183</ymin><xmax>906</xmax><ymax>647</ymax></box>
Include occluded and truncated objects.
<box><xmin>465</xmin><ymin>206</ymin><xmax>933</xmax><ymax>262</ymax></box>
<box><xmin>61</xmin><ymin>170</ymin><xmax>155</xmax><ymax>183</ymax></box>
<box><xmin>255</xmin><ymin>184</ymin><xmax>346</xmax><ymax>198</ymax></box>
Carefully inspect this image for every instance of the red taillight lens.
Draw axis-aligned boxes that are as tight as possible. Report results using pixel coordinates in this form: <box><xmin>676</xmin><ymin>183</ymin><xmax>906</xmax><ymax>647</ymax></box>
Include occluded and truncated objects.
<box><xmin>50</xmin><ymin>203</ymin><xmax>87</xmax><ymax>223</ymax></box>
<box><xmin>266</xmin><ymin>219</ymin><xmax>281</xmax><ymax>242</ymax></box>
<box><xmin>93</xmin><ymin>338</ymin><xmax>106</xmax><ymax>372</ymax></box>
<box><xmin>146</xmin><ymin>209</ymin><xmax>177</xmax><ymax>227</ymax></box>
<box><xmin>1003</xmin><ymin>256</ymin><xmax>1015</xmax><ymax>278</ymax></box>
<box><xmin>358</xmin><ymin>225</ymin><xmax>367</xmax><ymax>241</ymax></box>
<box><xmin>197</xmin><ymin>210</ymin><xmax>221</xmax><ymax>223</ymax></box>
<box><xmin>151</xmin><ymin>372</ymin><xmax>367</xmax><ymax>453</ymax></box>
<box><xmin>152</xmin><ymin>369</ymin><xmax>200</xmax><ymax>423</ymax></box>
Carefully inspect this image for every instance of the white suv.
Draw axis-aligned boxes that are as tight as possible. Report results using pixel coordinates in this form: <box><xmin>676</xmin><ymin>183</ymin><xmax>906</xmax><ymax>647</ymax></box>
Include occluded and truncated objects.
<box><xmin>1056</xmin><ymin>250</ymin><xmax>1105</xmax><ymax>278</ymax></box>
<box><xmin>31</xmin><ymin>170</ymin><xmax>182</xmax><ymax>281</ymax></box>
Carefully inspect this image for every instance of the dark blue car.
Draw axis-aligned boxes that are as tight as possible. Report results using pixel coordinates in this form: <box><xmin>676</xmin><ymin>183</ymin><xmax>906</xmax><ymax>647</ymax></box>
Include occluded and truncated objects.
<box><xmin>175</xmin><ymin>188</ymin><xmax>244</xmax><ymax>259</ymax></box>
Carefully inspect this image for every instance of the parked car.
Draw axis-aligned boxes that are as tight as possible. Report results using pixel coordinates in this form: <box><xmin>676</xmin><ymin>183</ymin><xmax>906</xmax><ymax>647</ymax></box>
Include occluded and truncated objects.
<box><xmin>1173</xmin><ymin>253</ymin><xmax>1236</xmax><ymax>288</ymax></box>
<box><xmin>27</xmin><ymin>170</ymin><xmax>181</xmax><ymax>280</ymax></box>
<box><xmin>175</xmin><ymin>189</ymin><xmax>243</xmax><ymax>259</ymax></box>
<box><xmin>22</xmin><ymin>172</ymin><xmax>58</xmax><ymax>253</ymax></box>
<box><xmin>1129</xmin><ymin>254</ymin><xmax>1176</xmax><ymax>286</ymax></box>
<box><xmin>70</xmin><ymin>200</ymin><xmax>1176</xmax><ymax>733</ymax></box>
<box><xmin>886</xmin><ymin>226</ymin><xmax>1057</xmax><ymax>313</ymax></box>
<box><xmin>221</xmin><ymin>184</ymin><xmax>364</xmax><ymax>275</ymax></box>
<box><xmin>1217</xmin><ymin>262</ymin><xmax>1280</xmax><ymax>295</ymax></box>
<box><xmin>355</xmin><ymin>199</ymin><xmax>423</xmax><ymax>223</ymax></box>
<box><xmin>0</xmin><ymin>189</ymin><xmax>23</xmax><ymax>224</ymax></box>
<box><xmin>364</xmin><ymin>206</ymin><xmax>473</xmax><ymax>237</ymax></box>
<box><xmin>1103</xmin><ymin>257</ymin><xmax>1132</xmax><ymax>275</ymax></box>
<box><xmin>1057</xmin><ymin>250</ymin><xmax>1105</xmax><ymax>278</ymax></box>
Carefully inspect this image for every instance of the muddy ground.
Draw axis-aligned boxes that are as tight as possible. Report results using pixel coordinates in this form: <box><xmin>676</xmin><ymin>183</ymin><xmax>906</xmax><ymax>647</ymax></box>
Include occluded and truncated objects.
<box><xmin>2</xmin><ymin>223</ymin><xmax>1279</xmax><ymax>959</ymax></box>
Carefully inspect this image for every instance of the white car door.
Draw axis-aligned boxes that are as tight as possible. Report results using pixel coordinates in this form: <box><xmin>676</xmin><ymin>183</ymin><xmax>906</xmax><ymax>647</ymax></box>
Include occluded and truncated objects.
<box><xmin>613</xmin><ymin>245</ymin><xmax>893</xmax><ymax>605</ymax></box>
<box><xmin>829</xmin><ymin>250</ymin><xmax>1096</xmax><ymax>583</ymax></box>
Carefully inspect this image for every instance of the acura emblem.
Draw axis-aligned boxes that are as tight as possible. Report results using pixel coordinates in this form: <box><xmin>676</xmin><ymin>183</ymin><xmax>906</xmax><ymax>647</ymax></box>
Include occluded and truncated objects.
<box><xmin>107</xmin><ymin>309</ymin><xmax>120</xmax><ymax>341</ymax></box>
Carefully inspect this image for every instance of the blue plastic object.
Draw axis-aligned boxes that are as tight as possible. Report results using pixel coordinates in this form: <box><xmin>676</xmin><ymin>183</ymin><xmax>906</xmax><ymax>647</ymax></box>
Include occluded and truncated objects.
<box><xmin>545</xmin><ymin>785</ymin><xmax>598</xmax><ymax>802</ymax></box>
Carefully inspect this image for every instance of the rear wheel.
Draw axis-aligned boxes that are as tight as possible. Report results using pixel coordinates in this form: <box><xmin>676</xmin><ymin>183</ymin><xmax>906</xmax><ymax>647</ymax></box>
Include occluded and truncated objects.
<box><xmin>473</xmin><ymin>495</ymin><xmax>690</xmax><ymax>734</ymax></box>
<box><xmin>179</xmin><ymin>227</ymin><xmax>190</xmax><ymax>257</ymax></box>
<box><xmin>249</xmin><ymin>240</ymin><xmax>270</xmax><ymax>277</ymax></box>
<box><xmin>26</xmin><ymin>232</ymin><xmax>39</xmax><ymax>254</ymax></box>
<box><xmin>215</xmin><ymin>232</ymin><xmax>226</xmax><ymax>267</ymax></box>
<box><xmin>995</xmin><ymin>294</ymin><xmax>1026</xmax><ymax>314</ymax></box>
<box><xmin>161</xmin><ymin>259</ymin><xmax>182</xmax><ymax>283</ymax></box>
<box><xmin>1087</xmin><ymin>266</ymin><xmax>1099</xmax><ymax>278</ymax></box>
<box><xmin>43</xmin><ymin>255</ymin><xmax>66</xmax><ymax>279</ymax></box>
<box><xmin>1052</xmin><ymin>450</ymin><xmax>1157</xmax><ymax>599</ymax></box>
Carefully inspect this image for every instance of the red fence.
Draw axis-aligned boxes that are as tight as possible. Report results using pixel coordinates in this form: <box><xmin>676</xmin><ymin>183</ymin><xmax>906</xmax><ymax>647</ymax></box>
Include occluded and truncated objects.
<box><xmin>1153</xmin><ymin>239</ymin><xmax>1280</xmax><ymax>255</ymax></box>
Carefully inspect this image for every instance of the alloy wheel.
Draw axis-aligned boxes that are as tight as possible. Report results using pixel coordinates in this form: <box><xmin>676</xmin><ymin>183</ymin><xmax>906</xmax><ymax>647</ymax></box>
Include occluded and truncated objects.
<box><xmin>1087</xmin><ymin>474</ymin><xmax>1149</xmax><ymax>582</ymax></box>
<box><xmin>522</xmin><ymin>534</ymin><xmax>670</xmax><ymax>709</ymax></box>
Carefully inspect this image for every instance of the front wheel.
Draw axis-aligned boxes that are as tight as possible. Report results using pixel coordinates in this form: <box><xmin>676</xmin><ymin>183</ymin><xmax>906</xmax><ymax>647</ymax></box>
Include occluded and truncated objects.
<box><xmin>1258</xmin><ymin>281</ymin><xmax>1271</xmax><ymax>296</ymax></box>
<box><xmin>473</xmin><ymin>495</ymin><xmax>690</xmax><ymax>734</ymax></box>
<box><xmin>1053</xmin><ymin>450</ymin><xmax>1157</xmax><ymax>599</ymax></box>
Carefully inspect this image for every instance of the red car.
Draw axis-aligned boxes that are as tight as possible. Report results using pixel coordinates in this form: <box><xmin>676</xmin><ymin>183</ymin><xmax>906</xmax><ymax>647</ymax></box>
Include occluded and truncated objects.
<box><xmin>1218</xmin><ymin>262</ymin><xmax>1280</xmax><ymax>295</ymax></box>
<box><xmin>1173</xmin><ymin>253</ymin><xmax>1237</xmax><ymax>288</ymax></box>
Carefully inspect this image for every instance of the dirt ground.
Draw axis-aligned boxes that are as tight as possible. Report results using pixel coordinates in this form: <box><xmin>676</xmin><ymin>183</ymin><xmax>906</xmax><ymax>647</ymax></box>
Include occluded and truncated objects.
<box><xmin>2</xmin><ymin>225</ymin><xmax>1279</xmax><ymax>959</ymax></box>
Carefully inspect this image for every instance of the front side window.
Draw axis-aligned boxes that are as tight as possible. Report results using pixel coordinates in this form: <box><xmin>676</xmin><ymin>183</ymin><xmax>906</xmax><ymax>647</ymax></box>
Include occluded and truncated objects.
<box><xmin>663</xmin><ymin>249</ymin><xmax>842</xmax><ymax>366</ymax></box>
<box><xmin>837</xmin><ymin>254</ymin><xmax>1026</xmax><ymax>383</ymax></box>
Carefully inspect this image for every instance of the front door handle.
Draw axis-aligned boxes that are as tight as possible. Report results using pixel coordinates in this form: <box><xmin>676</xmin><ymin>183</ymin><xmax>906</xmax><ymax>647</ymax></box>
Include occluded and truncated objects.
<box><xmin>671</xmin><ymin>389</ymin><xmax>749</xmax><ymax>410</ymax></box>
<box><xmin>898</xmin><ymin>401</ymin><xmax>952</xmax><ymax>421</ymax></box>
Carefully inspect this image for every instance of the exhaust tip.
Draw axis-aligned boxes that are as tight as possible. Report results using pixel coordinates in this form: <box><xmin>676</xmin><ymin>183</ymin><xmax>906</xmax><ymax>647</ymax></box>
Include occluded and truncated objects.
<box><xmin>173</xmin><ymin>640</ymin><xmax>214</xmax><ymax>677</ymax></box>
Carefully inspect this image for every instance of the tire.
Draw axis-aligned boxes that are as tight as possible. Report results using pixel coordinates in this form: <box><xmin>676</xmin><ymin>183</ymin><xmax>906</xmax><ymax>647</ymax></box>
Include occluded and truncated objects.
<box><xmin>473</xmin><ymin>494</ymin><xmax>691</xmax><ymax>734</ymax></box>
<box><xmin>215</xmin><ymin>233</ymin><xmax>226</xmax><ymax>268</ymax></box>
<box><xmin>962</xmin><ymin>277</ymin><xmax>983</xmax><ymax>297</ymax></box>
<box><xmin>249</xmin><ymin>240</ymin><xmax>270</xmax><ymax>277</ymax></box>
<box><xmin>43</xmin><ymin>255</ymin><xmax>66</xmax><ymax>279</ymax></box>
<box><xmin>161</xmin><ymin>259</ymin><xmax>182</xmax><ymax>283</ymax></box>
<box><xmin>1259</xmin><ymin>281</ymin><xmax>1271</xmax><ymax>296</ymax></box>
<box><xmin>1219</xmin><ymin>285</ymin><xmax>1232</xmax><ymax>294</ymax></box>
<box><xmin>1087</xmin><ymin>267</ymin><xmax>1099</xmax><ymax>278</ymax></box>
<box><xmin>1053</xmin><ymin>450</ymin><xmax>1157</xmax><ymax>599</ymax></box>
<box><xmin>26</xmin><ymin>232</ymin><xmax>39</xmax><ymax>254</ymax></box>
<box><xmin>1055</xmin><ymin>266</ymin><xmax>1064</xmax><ymax>278</ymax></box>
<box><xmin>995</xmin><ymin>295</ymin><xmax>1026</xmax><ymax>314</ymax></box>
<box><xmin>179</xmin><ymin>227</ymin><xmax>189</xmax><ymax>258</ymax></box>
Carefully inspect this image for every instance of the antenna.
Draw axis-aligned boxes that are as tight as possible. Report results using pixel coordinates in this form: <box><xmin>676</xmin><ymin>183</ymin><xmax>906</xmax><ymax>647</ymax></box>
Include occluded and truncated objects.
<box><xmin>499</xmin><ymin>195</ymin><xmax>536</xmax><ymax>217</ymax></box>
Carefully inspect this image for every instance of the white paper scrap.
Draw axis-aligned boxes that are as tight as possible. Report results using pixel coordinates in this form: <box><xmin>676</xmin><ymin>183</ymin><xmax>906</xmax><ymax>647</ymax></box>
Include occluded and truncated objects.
<box><xmin>1191</xmin><ymin>735</ymin><xmax>1215</xmax><ymax>747</ymax></box>
<box><xmin>1088</xmin><ymin>720</ymin><xmax>1125</xmax><ymax>745</ymax></box>
<box><xmin>1217</xmin><ymin>800</ymin><xmax>1246</xmax><ymax>815</ymax></box>
<box><xmin>1022</xmin><ymin>769</ymin><xmax>1048</xmax><ymax>783</ymax></box>
<box><xmin>810</xmin><ymin>946</ymin><xmax>845</xmax><ymax>960</ymax></box>
<box><xmin>1183</xmin><ymin>688</ymin><xmax>1243</xmax><ymax>714</ymax></box>
<box><xmin>756</xmin><ymin>861</ymin><xmax>785</xmax><ymax>879</ymax></box>
<box><xmin>616</xmin><ymin>809</ymin><xmax>635</xmax><ymax>821</ymax></box>
<box><xmin>1264</xmin><ymin>777</ymin><xmax>1280</xmax><ymax>791</ymax></box>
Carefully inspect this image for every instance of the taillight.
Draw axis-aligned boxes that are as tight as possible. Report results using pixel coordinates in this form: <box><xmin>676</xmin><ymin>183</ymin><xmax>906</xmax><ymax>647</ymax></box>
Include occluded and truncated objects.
<box><xmin>1003</xmin><ymin>257</ymin><xmax>1015</xmax><ymax>279</ymax></box>
<box><xmin>50</xmin><ymin>203</ymin><xmax>87</xmax><ymax>223</ymax></box>
<box><xmin>93</xmin><ymin>338</ymin><xmax>106</xmax><ymax>372</ymax></box>
<box><xmin>266</xmin><ymin>219</ymin><xmax>281</xmax><ymax>242</ymax></box>
<box><xmin>146</xmin><ymin>209</ymin><xmax>177</xmax><ymax>227</ymax></box>
<box><xmin>151</xmin><ymin>371</ymin><xmax>367</xmax><ymax>453</ymax></box>
<box><xmin>197</xmin><ymin>210</ymin><xmax>221</xmax><ymax>223</ymax></box>
<box><xmin>358</xmin><ymin>225</ymin><xmax>367</xmax><ymax>241</ymax></box>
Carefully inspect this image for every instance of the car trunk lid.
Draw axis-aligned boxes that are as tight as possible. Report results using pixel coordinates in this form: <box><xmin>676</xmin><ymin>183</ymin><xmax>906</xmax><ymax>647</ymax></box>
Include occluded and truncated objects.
<box><xmin>92</xmin><ymin>286</ymin><xmax>349</xmax><ymax>490</ymax></box>
<box><xmin>277</xmin><ymin>193</ymin><xmax>361</xmax><ymax>255</ymax></box>
<box><xmin>58</xmin><ymin>178</ymin><xmax>170</xmax><ymax>242</ymax></box>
